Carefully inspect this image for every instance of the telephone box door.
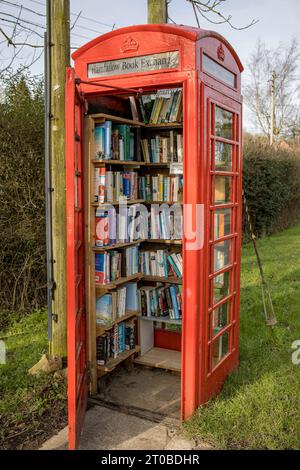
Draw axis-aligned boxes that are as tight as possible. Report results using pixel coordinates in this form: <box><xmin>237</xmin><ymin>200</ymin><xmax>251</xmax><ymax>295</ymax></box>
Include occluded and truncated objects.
<box><xmin>66</xmin><ymin>67</ymin><xmax>88</xmax><ymax>450</ymax></box>
<box><xmin>201</xmin><ymin>86</ymin><xmax>242</xmax><ymax>403</ymax></box>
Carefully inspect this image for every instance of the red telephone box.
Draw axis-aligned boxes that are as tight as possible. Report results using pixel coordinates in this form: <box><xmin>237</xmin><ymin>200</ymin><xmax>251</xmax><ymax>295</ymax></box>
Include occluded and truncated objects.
<box><xmin>66</xmin><ymin>24</ymin><xmax>243</xmax><ymax>450</ymax></box>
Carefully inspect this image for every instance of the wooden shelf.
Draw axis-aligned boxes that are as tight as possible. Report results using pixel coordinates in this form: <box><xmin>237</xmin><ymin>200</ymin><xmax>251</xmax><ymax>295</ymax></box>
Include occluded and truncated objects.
<box><xmin>134</xmin><ymin>347</ymin><xmax>181</xmax><ymax>373</ymax></box>
<box><xmin>96</xmin><ymin>309</ymin><xmax>139</xmax><ymax>336</ymax></box>
<box><xmin>90</xmin><ymin>113</ymin><xmax>145</xmax><ymax>127</ymax></box>
<box><xmin>96</xmin><ymin>273</ymin><xmax>143</xmax><ymax>292</ymax></box>
<box><xmin>143</xmin><ymin>239</ymin><xmax>182</xmax><ymax>246</ymax></box>
<box><xmin>92</xmin><ymin>199</ymin><xmax>145</xmax><ymax>207</ymax></box>
<box><xmin>93</xmin><ymin>240</ymin><xmax>142</xmax><ymax>252</ymax></box>
<box><xmin>145</xmin><ymin>122</ymin><xmax>182</xmax><ymax>129</ymax></box>
<box><xmin>143</xmin><ymin>201</ymin><xmax>182</xmax><ymax>205</ymax></box>
<box><xmin>144</xmin><ymin>162</ymin><xmax>170</xmax><ymax>167</ymax></box>
<box><xmin>97</xmin><ymin>345</ymin><xmax>140</xmax><ymax>374</ymax></box>
<box><xmin>140</xmin><ymin>316</ymin><xmax>181</xmax><ymax>325</ymax></box>
<box><xmin>142</xmin><ymin>275</ymin><xmax>182</xmax><ymax>284</ymax></box>
<box><xmin>92</xmin><ymin>159</ymin><xmax>145</xmax><ymax>166</ymax></box>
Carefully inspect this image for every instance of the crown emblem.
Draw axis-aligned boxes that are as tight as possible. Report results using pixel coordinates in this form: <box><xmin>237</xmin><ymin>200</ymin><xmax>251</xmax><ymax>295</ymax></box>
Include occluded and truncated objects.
<box><xmin>121</xmin><ymin>36</ymin><xmax>139</xmax><ymax>53</ymax></box>
<box><xmin>217</xmin><ymin>43</ymin><xmax>225</xmax><ymax>61</ymax></box>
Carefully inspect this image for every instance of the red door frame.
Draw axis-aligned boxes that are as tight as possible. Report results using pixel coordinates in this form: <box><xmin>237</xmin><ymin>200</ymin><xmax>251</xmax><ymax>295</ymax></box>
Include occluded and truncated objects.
<box><xmin>66</xmin><ymin>67</ymin><xmax>88</xmax><ymax>450</ymax></box>
<box><xmin>200</xmin><ymin>84</ymin><xmax>242</xmax><ymax>403</ymax></box>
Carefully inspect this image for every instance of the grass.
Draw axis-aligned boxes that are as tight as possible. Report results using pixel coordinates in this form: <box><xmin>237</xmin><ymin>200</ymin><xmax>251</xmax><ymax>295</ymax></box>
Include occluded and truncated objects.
<box><xmin>1</xmin><ymin>225</ymin><xmax>300</xmax><ymax>449</ymax></box>
<box><xmin>0</xmin><ymin>310</ymin><xmax>67</xmax><ymax>450</ymax></box>
<box><xmin>185</xmin><ymin>223</ymin><xmax>300</xmax><ymax>450</ymax></box>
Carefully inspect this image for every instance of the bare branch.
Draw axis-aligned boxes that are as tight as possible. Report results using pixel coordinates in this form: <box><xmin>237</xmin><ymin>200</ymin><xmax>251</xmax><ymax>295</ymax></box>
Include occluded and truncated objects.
<box><xmin>187</xmin><ymin>0</ymin><xmax>258</xmax><ymax>30</ymax></box>
<box><xmin>0</xmin><ymin>26</ymin><xmax>15</xmax><ymax>46</ymax></box>
<box><xmin>244</xmin><ymin>39</ymin><xmax>300</xmax><ymax>139</ymax></box>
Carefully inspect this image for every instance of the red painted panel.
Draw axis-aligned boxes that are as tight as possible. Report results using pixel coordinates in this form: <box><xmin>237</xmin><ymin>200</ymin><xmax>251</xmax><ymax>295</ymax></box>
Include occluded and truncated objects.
<box><xmin>198</xmin><ymin>86</ymin><xmax>242</xmax><ymax>405</ymax></box>
<box><xmin>154</xmin><ymin>329</ymin><xmax>181</xmax><ymax>351</ymax></box>
<box><xmin>66</xmin><ymin>67</ymin><xmax>88</xmax><ymax>450</ymax></box>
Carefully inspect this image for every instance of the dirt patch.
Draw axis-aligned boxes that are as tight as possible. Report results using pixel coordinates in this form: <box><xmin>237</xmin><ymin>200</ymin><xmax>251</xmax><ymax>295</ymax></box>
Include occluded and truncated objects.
<box><xmin>0</xmin><ymin>376</ymin><xmax>67</xmax><ymax>450</ymax></box>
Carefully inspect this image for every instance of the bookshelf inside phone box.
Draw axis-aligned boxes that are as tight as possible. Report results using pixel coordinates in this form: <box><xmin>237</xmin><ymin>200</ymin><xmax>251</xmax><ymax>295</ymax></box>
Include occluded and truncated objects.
<box><xmin>65</xmin><ymin>24</ymin><xmax>243</xmax><ymax>449</ymax></box>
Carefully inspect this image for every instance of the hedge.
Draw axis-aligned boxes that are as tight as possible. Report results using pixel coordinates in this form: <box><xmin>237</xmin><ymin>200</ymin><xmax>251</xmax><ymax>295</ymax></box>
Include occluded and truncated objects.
<box><xmin>1</xmin><ymin>75</ymin><xmax>300</xmax><ymax>313</ymax></box>
<box><xmin>243</xmin><ymin>136</ymin><xmax>300</xmax><ymax>238</ymax></box>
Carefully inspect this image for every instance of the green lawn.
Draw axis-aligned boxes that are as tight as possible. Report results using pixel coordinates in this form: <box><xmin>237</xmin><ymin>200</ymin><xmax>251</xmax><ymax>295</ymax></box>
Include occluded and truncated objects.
<box><xmin>1</xmin><ymin>225</ymin><xmax>300</xmax><ymax>449</ymax></box>
<box><xmin>186</xmin><ymin>223</ymin><xmax>300</xmax><ymax>449</ymax></box>
<box><xmin>0</xmin><ymin>311</ymin><xmax>67</xmax><ymax>449</ymax></box>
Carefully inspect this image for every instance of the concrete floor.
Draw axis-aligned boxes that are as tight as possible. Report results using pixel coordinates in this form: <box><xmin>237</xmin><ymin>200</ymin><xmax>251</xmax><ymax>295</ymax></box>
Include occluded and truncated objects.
<box><xmin>40</xmin><ymin>405</ymin><xmax>200</xmax><ymax>450</ymax></box>
<box><xmin>40</xmin><ymin>366</ymin><xmax>210</xmax><ymax>450</ymax></box>
<box><xmin>96</xmin><ymin>365</ymin><xmax>181</xmax><ymax>419</ymax></box>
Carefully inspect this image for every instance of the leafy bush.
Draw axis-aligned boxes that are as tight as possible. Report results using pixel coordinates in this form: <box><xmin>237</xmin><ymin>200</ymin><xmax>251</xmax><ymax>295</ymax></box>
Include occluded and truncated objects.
<box><xmin>243</xmin><ymin>136</ymin><xmax>300</xmax><ymax>238</ymax></box>
<box><xmin>0</xmin><ymin>75</ymin><xmax>46</xmax><ymax>314</ymax></box>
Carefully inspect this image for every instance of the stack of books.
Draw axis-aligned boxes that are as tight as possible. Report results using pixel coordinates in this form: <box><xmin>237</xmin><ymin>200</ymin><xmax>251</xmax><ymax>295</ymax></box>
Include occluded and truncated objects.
<box><xmin>96</xmin><ymin>287</ymin><xmax>127</xmax><ymax>326</ymax></box>
<box><xmin>150</xmin><ymin>205</ymin><xmax>182</xmax><ymax>240</ymax></box>
<box><xmin>94</xmin><ymin>169</ymin><xmax>139</xmax><ymax>203</ymax></box>
<box><xmin>95</xmin><ymin>251</ymin><xmax>122</xmax><ymax>285</ymax></box>
<box><xmin>95</xmin><ymin>205</ymin><xmax>182</xmax><ymax>246</ymax></box>
<box><xmin>95</xmin><ymin>206</ymin><xmax>148</xmax><ymax>246</ymax></box>
<box><xmin>94</xmin><ymin>122</ymin><xmax>135</xmax><ymax>161</ymax></box>
<box><xmin>141</xmin><ymin>131</ymin><xmax>183</xmax><ymax>163</ymax></box>
<box><xmin>139</xmin><ymin>284</ymin><xmax>182</xmax><ymax>320</ymax></box>
<box><xmin>139</xmin><ymin>249</ymin><xmax>182</xmax><ymax>278</ymax></box>
<box><xmin>139</xmin><ymin>89</ymin><xmax>183</xmax><ymax>124</ymax></box>
<box><xmin>138</xmin><ymin>174</ymin><xmax>183</xmax><ymax>202</ymax></box>
<box><xmin>96</xmin><ymin>320</ymin><xmax>136</xmax><ymax>365</ymax></box>
<box><xmin>95</xmin><ymin>282</ymin><xmax>138</xmax><ymax>325</ymax></box>
<box><xmin>95</xmin><ymin>246</ymin><xmax>139</xmax><ymax>285</ymax></box>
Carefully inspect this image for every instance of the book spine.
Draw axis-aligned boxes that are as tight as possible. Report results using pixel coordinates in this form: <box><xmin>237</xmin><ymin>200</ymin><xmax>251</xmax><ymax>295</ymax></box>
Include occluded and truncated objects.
<box><xmin>104</xmin><ymin>121</ymin><xmax>112</xmax><ymax>159</ymax></box>
<box><xmin>169</xmin><ymin>285</ymin><xmax>179</xmax><ymax>320</ymax></box>
<box><xmin>95</xmin><ymin>211</ymin><xmax>109</xmax><ymax>246</ymax></box>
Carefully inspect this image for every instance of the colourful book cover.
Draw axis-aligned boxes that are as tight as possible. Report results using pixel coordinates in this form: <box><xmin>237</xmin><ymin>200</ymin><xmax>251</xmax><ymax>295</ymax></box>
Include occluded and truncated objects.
<box><xmin>95</xmin><ymin>253</ymin><xmax>106</xmax><ymax>285</ymax></box>
<box><xmin>95</xmin><ymin>210</ymin><xmax>109</xmax><ymax>246</ymax></box>
<box><xmin>96</xmin><ymin>294</ymin><xmax>112</xmax><ymax>326</ymax></box>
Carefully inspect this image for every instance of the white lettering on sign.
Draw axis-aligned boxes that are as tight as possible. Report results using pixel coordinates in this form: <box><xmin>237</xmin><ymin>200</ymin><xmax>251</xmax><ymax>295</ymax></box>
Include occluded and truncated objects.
<box><xmin>87</xmin><ymin>51</ymin><xmax>179</xmax><ymax>78</ymax></box>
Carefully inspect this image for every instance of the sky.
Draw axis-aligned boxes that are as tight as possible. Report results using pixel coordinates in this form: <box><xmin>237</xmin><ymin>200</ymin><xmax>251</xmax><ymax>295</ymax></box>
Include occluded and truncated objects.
<box><xmin>1</xmin><ymin>0</ymin><xmax>300</xmax><ymax>130</ymax></box>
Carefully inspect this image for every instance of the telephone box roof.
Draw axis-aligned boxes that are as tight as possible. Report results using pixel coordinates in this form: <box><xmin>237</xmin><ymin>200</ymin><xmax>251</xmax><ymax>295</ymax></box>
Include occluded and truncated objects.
<box><xmin>72</xmin><ymin>23</ymin><xmax>243</xmax><ymax>72</ymax></box>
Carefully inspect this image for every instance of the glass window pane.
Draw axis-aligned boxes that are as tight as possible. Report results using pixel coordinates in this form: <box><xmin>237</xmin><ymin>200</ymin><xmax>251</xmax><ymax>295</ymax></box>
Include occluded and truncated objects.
<box><xmin>215</xmin><ymin>176</ymin><xmax>232</xmax><ymax>205</ymax></box>
<box><xmin>203</xmin><ymin>54</ymin><xmax>236</xmax><ymax>88</ymax></box>
<box><xmin>213</xmin><ymin>270</ymin><xmax>230</xmax><ymax>304</ymax></box>
<box><xmin>214</xmin><ymin>208</ymin><xmax>231</xmax><ymax>239</ymax></box>
<box><xmin>215</xmin><ymin>106</ymin><xmax>233</xmax><ymax>140</ymax></box>
<box><xmin>212</xmin><ymin>331</ymin><xmax>229</xmax><ymax>368</ymax></box>
<box><xmin>215</xmin><ymin>142</ymin><xmax>232</xmax><ymax>171</ymax></box>
<box><xmin>214</xmin><ymin>239</ymin><xmax>231</xmax><ymax>272</ymax></box>
<box><xmin>212</xmin><ymin>302</ymin><xmax>229</xmax><ymax>337</ymax></box>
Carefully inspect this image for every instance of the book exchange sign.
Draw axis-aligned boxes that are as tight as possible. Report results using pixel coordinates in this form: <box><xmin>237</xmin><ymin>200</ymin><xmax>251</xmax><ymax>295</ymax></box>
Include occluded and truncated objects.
<box><xmin>87</xmin><ymin>51</ymin><xmax>179</xmax><ymax>78</ymax></box>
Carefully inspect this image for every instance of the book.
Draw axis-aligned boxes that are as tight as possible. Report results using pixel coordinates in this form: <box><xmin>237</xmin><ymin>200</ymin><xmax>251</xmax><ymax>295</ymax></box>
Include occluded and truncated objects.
<box><xmin>96</xmin><ymin>294</ymin><xmax>113</xmax><ymax>326</ymax></box>
<box><xmin>113</xmin><ymin>124</ymin><xmax>131</xmax><ymax>161</ymax></box>
<box><xmin>94</xmin><ymin>167</ymin><xmax>106</xmax><ymax>203</ymax></box>
<box><xmin>95</xmin><ymin>209</ymin><xmax>110</xmax><ymax>246</ymax></box>
<box><xmin>129</xmin><ymin>96</ymin><xmax>140</xmax><ymax>121</ymax></box>
<box><xmin>94</xmin><ymin>122</ymin><xmax>112</xmax><ymax>160</ymax></box>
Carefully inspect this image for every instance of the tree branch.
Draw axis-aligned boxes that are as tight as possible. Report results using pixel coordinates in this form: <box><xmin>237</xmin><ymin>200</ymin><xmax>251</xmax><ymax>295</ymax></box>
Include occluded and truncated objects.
<box><xmin>187</xmin><ymin>0</ymin><xmax>258</xmax><ymax>30</ymax></box>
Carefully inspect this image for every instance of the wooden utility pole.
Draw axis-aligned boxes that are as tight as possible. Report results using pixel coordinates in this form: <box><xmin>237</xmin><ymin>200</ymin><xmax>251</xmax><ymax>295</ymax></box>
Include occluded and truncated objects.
<box><xmin>148</xmin><ymin>0</ymin><xmax>168</xmax><ymax>23</ymax></box>
<box><xmin>270</xmin><ymin>70</ymin><xmax>276</xmax><ymax>145</ymax></box>
<box><xmin>48</xmin><ymin>0</ymin><xmax>70</xmax><ymax>357</ymax></box>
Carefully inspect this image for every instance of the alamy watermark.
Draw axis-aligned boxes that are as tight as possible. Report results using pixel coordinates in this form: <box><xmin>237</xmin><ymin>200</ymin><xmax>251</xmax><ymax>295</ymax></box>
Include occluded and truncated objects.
<box><xmin>291</xmin><ymin>340</ymin><xmax>300</xmax><ymax>365</ymax></box>
<box><xmin>95</xmin><ymin>201</ymin><xmax>205</xmax><ymax>251</ymax></box>
<box><xmin>0</xmin><ymin>340</ymin><xmax>6</xmax><ymax>365</ymax></box>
